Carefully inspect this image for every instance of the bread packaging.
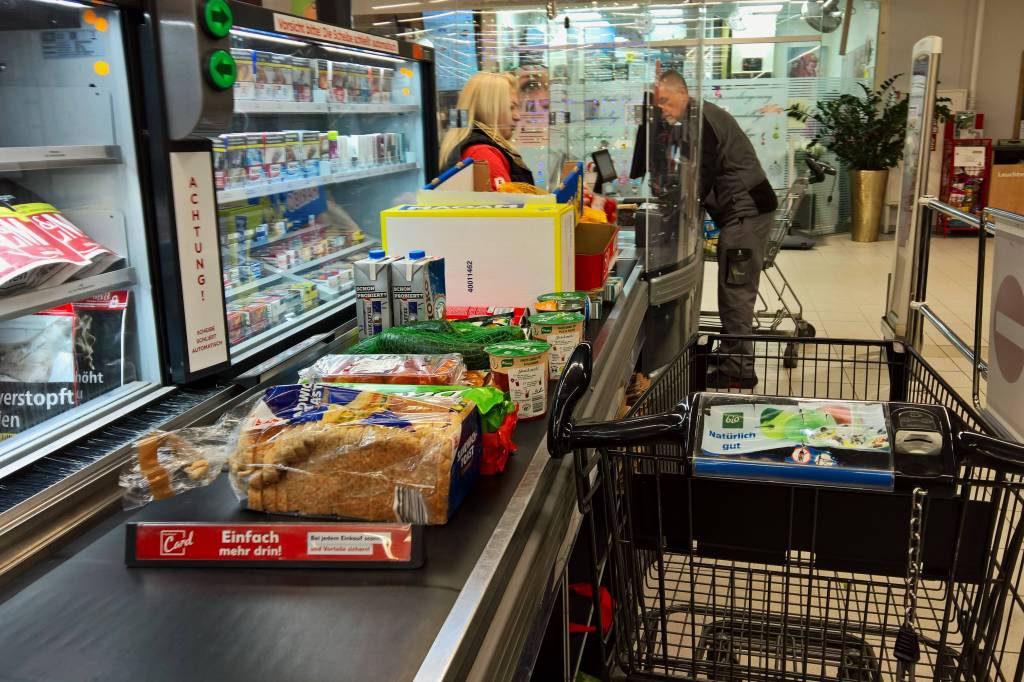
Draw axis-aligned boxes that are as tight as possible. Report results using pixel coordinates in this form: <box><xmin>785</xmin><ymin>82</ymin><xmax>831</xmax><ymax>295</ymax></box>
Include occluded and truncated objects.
<box><xmin>121</xmin><ymin>383</ymin><xmax>483</xmax><ymax>524</ymax></box>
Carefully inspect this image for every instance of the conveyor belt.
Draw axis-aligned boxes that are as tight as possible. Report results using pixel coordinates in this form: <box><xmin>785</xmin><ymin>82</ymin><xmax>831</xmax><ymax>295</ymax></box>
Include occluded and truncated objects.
<box><xmin>0</xmin><ymin>263</ymin><xmax>646</xmax><ymax>682</ymax></box>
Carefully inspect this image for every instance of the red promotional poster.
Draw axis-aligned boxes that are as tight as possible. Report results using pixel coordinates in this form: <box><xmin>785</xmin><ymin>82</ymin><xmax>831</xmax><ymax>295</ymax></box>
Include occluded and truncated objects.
<box><xmin>17</xmin><ymin>203</ymin><xmax>118</xmax><ymax>277</ymax></box>
<box><xmin>0</xmin><ymin>207</ymin><xmax>81</xmax><ymax>290</ymax></box>
<box><xmin>126</xmin><ymin>523</ymin><xmax>423</xmax><ymax>568</ymax></box>
<box><xmin>0</xmin><ymin>178</ymin><xmax>119</xmax><ymax>287</ymax></box>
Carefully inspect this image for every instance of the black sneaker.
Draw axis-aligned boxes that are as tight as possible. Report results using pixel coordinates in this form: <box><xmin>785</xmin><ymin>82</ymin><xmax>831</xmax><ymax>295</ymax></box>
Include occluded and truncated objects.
<box><xmin>706</xmin><ymin>368</ymin><xmax>758</xmax><ymax>389</ymax></box>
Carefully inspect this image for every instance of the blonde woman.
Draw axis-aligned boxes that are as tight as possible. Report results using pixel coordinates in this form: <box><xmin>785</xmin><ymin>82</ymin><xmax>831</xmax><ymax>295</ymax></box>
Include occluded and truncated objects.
<box><xmin>439</xmin><ymin>71</ymin><xmax>535</xmax><ymax>190</ymax></box>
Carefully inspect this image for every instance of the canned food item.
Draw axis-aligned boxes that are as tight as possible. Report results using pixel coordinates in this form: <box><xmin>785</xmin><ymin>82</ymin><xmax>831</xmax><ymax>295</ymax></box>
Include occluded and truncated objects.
<box><xmin>537</xmin><ymin>291</ymin><xmax>591</xmax><ymax>321</ymax></box>
<box><xmin>485</xmin><ymin>340</ymin><xmax>551</xmax><ymax>420</ymax></box>
<box><xmin>529</xmin><ymin>311</ymin><xmax>585</xmax><ymax>380</ymax></box>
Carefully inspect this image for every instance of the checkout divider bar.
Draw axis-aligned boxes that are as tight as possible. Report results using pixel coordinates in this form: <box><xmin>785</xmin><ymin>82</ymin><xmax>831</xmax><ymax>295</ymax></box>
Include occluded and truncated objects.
<box><xmin>910</xmin><ymin>198</ymin><xmax>1024</xmax><ymax>413</ymax></box>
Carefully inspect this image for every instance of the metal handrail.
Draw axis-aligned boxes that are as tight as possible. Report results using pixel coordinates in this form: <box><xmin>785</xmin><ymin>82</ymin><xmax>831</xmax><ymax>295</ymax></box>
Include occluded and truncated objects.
<box><xmin>910</xmin><ymin>302</ymin><xmax>988</xmax><ymax>378</ymax></box>
<box><xmin>922</xmin><ymin>197</ymin><xmax>996</xmax><ymax>234</ymax></box>
<box><xmin>910</xmin><ymin>198</ymin><xmax>1024</xmax><ymax>414</ymax></box>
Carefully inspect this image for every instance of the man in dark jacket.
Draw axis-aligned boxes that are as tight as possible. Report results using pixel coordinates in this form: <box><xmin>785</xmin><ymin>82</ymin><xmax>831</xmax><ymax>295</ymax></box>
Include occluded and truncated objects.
<box><xmin>657</xmin><ymin>70</ymin><xmax>778</xmax><ymax>388</ymax></box>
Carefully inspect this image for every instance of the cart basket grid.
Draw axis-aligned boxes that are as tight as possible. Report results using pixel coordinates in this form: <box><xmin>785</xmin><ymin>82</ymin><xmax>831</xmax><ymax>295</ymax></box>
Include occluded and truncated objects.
<box><xmin>569</xmin><ymin>334</ymin><xmax>1024</xmax><ymax>682</ymax></box>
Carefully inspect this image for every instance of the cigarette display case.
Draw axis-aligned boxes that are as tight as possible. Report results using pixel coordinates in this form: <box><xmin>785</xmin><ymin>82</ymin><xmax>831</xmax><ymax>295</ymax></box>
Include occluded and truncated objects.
<box><xmin>148</xmin><ymin>3</ymin><xmax>437</xmax><ymax>381</ymax></box>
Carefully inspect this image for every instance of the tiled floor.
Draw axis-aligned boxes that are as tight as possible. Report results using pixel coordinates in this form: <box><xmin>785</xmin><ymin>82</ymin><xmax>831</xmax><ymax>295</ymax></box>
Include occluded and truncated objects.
<box><xmin>701</xmin><ymin>231</ymin><xmax>992</xmax><ymax>403</ymax></box>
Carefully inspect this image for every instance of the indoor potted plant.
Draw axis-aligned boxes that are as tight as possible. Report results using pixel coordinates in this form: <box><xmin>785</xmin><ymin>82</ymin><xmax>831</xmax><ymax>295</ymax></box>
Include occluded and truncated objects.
<box><xmin>787</xmin><ymin>76</ymin><xmax>948</xmax><ymax>242</ymax></box>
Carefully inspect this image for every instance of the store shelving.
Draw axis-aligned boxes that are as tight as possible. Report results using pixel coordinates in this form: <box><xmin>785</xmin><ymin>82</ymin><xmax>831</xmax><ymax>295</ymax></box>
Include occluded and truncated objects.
<box><xmin>224</xmin><ymin>240</ymin><xmax>371</xmax><ymax>299</ymax></box>
<box><xmin>217</xmin><ymin>162</ymin><xmax>419</xmax><ymax>203</ymax></box>
<box><xmin>0</xmin><ymin>145</ymin><xmax>122</xmax><ymax>171</ymax></box>
<box><xmin>231</xmin><ymin>287</ymin><xmax>355</xmax><ymax>361</ymax></box>
<box><xmin>0</xmin><ymin>267</ymin><xmax>136</xmax><ymax>323</ymax></box>
<box><xmin>234</xmin><ymin>100</ymin><xmax>419</xmax><ymax>116</ymax></box>
<box><xmin>273</xmin><ymin>240</ymin><xmax>370</xmax><ymax>276</ymax></box>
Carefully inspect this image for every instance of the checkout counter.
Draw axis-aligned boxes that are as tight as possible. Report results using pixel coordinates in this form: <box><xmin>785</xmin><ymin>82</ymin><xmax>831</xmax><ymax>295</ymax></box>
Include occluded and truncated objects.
<box><xmin>0</xmin><ymin>260</ymin><xmax>649</xmax><ymax>682</ymax></box>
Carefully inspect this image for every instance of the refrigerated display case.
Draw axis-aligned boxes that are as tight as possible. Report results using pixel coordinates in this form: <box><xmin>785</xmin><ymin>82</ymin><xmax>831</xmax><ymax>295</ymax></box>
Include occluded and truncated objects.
<box><xmin>147</xmin><ymin>4</ymin><xmax>437</xmax><ymax>380</ymax></box>
<box><xmin>0</xmin><ymin>0</ymin><xmax>163</xmax><ymax>477</ymax></box>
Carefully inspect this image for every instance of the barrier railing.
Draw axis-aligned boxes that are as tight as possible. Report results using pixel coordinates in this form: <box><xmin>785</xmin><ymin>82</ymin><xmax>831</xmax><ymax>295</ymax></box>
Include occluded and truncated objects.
<box><xmin>909</xmin><ymin>198</ymin><xmax>1024</xmax><ymax>411</ymax></box>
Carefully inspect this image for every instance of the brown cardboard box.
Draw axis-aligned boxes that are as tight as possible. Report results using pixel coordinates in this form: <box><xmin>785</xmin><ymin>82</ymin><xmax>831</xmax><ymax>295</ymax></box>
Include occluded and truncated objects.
<box><xmin>988</xmin><ymin>164</ymin><xmax>1024</xmax><ymax>215</ymax></box>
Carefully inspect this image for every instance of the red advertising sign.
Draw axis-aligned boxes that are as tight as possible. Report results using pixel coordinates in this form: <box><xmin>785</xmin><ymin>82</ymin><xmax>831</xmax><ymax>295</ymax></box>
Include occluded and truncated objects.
<box><xmin>126</xmin><ymin>523</ymin><xmax>422</xmax><ymax>568</ymax></box>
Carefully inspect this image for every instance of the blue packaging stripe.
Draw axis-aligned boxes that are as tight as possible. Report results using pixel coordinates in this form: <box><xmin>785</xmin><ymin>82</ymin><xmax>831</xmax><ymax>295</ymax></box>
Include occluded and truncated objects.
<box><xmin>694</xmin><ymin>458</ymin><xmax>894</xmax><ymax>491</ymax></box>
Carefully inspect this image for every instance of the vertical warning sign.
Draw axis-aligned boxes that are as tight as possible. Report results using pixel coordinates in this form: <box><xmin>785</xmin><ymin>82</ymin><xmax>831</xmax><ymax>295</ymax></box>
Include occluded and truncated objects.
<box><xmin>988</xmin><ymin>214</ymin><xmax>1024</xmax><ymax>440</ymax></box>
<box><xmin>169</xmin><ymin>151</ymin><xmax>228</xmax><ymax>372</ymax></box>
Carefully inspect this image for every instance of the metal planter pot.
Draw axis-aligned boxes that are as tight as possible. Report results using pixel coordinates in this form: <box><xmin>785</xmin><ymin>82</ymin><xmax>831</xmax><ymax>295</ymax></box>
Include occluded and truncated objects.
<box><xmin>850</xmin><ymin>169</ymin><xmax>889</xmax><ymax>242</ymax></box>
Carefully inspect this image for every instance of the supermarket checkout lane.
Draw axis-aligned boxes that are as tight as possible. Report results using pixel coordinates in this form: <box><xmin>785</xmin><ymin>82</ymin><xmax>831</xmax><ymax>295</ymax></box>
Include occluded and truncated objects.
<box><xmin>0</xmin><ymin>261</ymin><xmax>643</xmax><ymax>682</ymax></box>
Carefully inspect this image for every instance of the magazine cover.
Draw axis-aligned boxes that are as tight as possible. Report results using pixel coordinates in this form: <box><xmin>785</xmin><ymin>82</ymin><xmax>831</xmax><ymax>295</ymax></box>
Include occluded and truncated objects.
<box><xmin>696</xmin><ymin>395</ymin><xmax>894</xmax><ymax>491</ymax></box>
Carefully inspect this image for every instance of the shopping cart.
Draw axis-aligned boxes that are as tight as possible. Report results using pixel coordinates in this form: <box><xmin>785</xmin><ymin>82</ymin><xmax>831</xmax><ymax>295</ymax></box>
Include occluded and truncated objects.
<box><xmin>702</xmin><ymin>180</ymin><xmax>816</xmax><ymax>369</ymax></box>
<box><xmin>548</xmin><ymin>335</ymin><xmax>1024</xmax><ymax>682</ymax></box>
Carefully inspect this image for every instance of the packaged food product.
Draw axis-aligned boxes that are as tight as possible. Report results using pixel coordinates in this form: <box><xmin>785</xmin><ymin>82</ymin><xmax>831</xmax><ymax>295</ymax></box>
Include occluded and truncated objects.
<box><xmin>585</xmin><ymin>287</ymin><xmax>604</xmax><ymax>320</ymax></box>
<box><xmin>529</xmin><ymin>311</ymin><xmax>585</xmax><ymax>380</ymax></box>
<box><xmin>322</xmin><ymin>383</ymin><xmax>516</xmax><ymax>475</ymax></box>
<box><xmin>120</xmin><ymin>384</ymin><xmax>484</xmax><ymax>524</ymax></box>
<box><xmin>391</xmin><ymin>251</ymin><xmax>446</xmax><ymax>325</ymax></box>
<box><xmin>445</xmin><ymin>307</ymin><xmax>530</xmax><ymax>325</ymax></box>
<box><xmin>354</xmin><ymin>248</ymin><xmax>398</xmax><ymax>337</ymax></box>
<box><xmin>485</xmin><ymin>340</ymin><xmax>550</xmax><ymax>420</ymax></box>
<box><xmin>348</xmin><ymin>319</ymin><xmax>524</xmax><ymax>370</ymax></box>
<box><xmin>300</xmin><ymin>353</ymin><xmax>466</xmax><ymax>385</ymax></box>
<box><xmin>537</xmin><ymin>291</ymin><xmax>591</xmax><ymax>321</ymax></box>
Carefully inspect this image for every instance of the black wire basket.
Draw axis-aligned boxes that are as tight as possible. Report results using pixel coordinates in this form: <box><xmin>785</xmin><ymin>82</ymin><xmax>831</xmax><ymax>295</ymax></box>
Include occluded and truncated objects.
<box><xmin>548</xmin><ymin>334</ymin><xmax>1024</xmax><ymax>682</ymax></box>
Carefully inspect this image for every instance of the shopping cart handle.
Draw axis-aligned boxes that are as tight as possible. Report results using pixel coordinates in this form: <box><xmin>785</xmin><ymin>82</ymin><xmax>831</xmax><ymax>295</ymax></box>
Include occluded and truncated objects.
<box><xmin>548</xmin><ymin>342</ymin><xmax>689</xmax><ymax>456</ymax></box>
<box><xmin>548</xmin><ymin>343</ymin><xmax>594</xmax><ymax>457</ymax></box>
<box><xmin>957</xmin><ymin>430</ymin><xmax>1024</xmax><ymax>476</ymax></box>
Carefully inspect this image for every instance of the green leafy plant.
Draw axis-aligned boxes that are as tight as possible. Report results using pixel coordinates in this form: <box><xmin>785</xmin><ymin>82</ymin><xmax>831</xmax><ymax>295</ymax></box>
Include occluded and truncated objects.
<box><xmin>787</xmin><ymin>75</ymin><xmax>952</xmax><ymax>171</ymax></box>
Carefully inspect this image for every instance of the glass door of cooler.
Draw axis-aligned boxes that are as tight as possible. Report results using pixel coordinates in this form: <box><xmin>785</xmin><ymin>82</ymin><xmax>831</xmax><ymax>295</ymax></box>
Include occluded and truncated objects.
<box><xmin>218</xmin><ymin>13</ymin><xmax>430</xmax><ymax>364</ymax></box>
<box><xmin>0</xmin><ymin>0</ymin><xmax>161</xmax><ymax>476</ymax></box>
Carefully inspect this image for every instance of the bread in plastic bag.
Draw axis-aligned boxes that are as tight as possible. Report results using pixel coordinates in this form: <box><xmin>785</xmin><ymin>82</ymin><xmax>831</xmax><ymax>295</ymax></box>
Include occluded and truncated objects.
<box><xmin>120</xmin><ymin>383</ymin><xmax>483</xmax><ymax>524</ymax></box>
<box><xmin>299</xmin><ymin>353</ymin><xmax>466</xmax><ymax>385</ymax></box>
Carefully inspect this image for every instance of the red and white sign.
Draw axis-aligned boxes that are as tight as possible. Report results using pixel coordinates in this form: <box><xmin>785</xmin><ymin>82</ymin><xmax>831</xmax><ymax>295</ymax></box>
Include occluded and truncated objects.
<box><xmin>169</xmin><ymin>151</ymin><xmax>228</xmax><ymax>373</ymax></box>
<box><xmin>988</xmin><ymin>214</ymin><xmax>1024</xmax><ymax>440</ymax></box>
<box><xmin>127</xmin><ymin>523</ymin><xmax>419</xmax><ymax>567</ymax></box>
<box><xmin>272</xmin><ymin>14</ymin><xmax>399</xmax><ymax>55</ymax></box>
<box><xmin>994</xmin><ymin>274</ymin><xmax>1024</xmax><ymax>384</ymax></box>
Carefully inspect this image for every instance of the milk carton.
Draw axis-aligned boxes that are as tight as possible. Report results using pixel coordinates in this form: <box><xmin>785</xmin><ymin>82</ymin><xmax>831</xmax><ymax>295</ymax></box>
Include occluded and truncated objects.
<box><xmin>354</xmin><ymin>248</ymin><xmax>400</xmax><ymax>337</ymax></box>
<box><xmin>391</xmin><ymin>250</ymin><xmax>446</xmax><ymax>325</ymax></box>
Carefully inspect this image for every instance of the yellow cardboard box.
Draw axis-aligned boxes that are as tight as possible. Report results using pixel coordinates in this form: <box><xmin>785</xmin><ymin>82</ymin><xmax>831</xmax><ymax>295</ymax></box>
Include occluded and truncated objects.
<box><xmin>381</xmin><ymin>202</ymin><xmax>576</xmax><ymax>308</ymax></box>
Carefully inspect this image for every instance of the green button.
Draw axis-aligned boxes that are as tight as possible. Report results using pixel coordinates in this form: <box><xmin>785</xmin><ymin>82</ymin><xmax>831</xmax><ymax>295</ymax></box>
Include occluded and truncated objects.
<box><xmin>207</xmin><ymin>49</ymin><xmax>237</xmax><ymax>90</ymax></box>
<box><xmin>203</xmin><ymin>0</ymin><xmax>233</xmax><ymax>39</ymax></box>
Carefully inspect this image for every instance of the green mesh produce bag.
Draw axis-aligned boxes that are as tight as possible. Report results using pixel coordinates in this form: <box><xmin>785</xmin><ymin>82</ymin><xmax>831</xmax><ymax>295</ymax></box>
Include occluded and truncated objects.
<box><xmin>348</xmin><ymin>320</ymin><xmax>525</xmax><ymax>370</ymax></box>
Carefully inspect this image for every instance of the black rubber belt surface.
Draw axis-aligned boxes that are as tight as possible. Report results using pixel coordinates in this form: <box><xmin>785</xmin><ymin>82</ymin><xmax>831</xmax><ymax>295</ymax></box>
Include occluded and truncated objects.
<box><xmin>0</xmin><ymin>416</ymin><xmax>548</xmax><ymax>682</ymax></box>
